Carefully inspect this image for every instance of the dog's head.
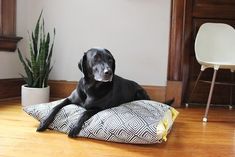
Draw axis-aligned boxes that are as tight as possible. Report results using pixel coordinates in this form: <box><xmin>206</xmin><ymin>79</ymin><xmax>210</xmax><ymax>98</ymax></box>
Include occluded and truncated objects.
<box><xmin>78</xmin><ymin>47</ymin><xmax>115</xmax><ymax>82</ymax></box>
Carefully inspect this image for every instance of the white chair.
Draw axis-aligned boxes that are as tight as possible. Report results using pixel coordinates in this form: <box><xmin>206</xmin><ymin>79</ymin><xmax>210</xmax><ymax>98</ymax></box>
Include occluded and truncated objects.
<box><xmin>187</xmin><ymin>23</ymin><xmax>235</xmax><ymax>122</ymax></box>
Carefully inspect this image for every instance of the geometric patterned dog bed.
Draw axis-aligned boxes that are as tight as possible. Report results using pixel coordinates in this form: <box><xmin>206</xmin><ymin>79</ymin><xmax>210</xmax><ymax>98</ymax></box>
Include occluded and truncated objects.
<box><xmin>23</xmin><ymin>99</ymin><xmax>178</xmax><ymax>144</ymax></box>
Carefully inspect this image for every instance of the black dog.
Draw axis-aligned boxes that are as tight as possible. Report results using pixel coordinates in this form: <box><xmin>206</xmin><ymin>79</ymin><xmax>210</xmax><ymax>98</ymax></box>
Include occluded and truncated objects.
<box><xmin>37</xmin><ymin>47</ymin><xmax>173</xmax><ymax>138</ymax></box>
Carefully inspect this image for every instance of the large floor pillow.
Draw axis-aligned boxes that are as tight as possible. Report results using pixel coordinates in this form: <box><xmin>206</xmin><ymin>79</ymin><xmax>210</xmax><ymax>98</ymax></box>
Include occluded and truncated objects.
<box><xmin>23</xmin><ymin>99</ymin><xmax>178</xmax><ymax>144</ymax></box>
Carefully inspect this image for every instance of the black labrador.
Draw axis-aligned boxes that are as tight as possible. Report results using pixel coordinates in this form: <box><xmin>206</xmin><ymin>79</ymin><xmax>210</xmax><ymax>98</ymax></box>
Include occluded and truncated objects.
<box><xmin>37</xmin><ymin>47</ymin><xmax>173</xmax><ymax>138</ymax></box>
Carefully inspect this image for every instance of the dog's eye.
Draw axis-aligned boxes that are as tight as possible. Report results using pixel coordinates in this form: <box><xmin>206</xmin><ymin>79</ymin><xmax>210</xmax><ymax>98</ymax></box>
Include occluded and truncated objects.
<box><xmin>94</xmin><ymin>54</ymin><xmax>101</xmax><ymax>62</ymax></box>
<box><xmin>108</xmin><ymin>58</ymin><xmax>113</xmax><ymax>63</ymax></box>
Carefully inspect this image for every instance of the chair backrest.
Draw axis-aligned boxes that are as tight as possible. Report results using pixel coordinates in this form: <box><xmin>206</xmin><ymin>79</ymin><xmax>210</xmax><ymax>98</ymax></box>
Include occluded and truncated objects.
<box><xmin>195</xmin><ymin>23</ymin><xmax>235</xmax><ymax>65</ymax></box>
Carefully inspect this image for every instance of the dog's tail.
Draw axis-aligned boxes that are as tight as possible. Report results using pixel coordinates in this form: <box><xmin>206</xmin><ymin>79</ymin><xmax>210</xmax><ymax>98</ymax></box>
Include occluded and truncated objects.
<box><xmin>163</xmin><ymin>98</ymin><xmax>175</xmax><ymax>106</ymax></box>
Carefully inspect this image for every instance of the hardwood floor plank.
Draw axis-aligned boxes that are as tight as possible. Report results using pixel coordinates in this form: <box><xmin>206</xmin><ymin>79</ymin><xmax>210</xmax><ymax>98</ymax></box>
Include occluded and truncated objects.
<box><xmin>0</xmin><ymin>99</ymin><xmax>234</xmax><ymax>157</ymax></box>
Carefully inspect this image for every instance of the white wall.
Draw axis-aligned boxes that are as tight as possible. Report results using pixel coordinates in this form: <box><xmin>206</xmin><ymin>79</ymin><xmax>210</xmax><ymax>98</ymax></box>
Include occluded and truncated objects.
<box><xmin>1</xmin><ymin>0</ymin><xmax>171</xmax><ymax>86</ymax></box>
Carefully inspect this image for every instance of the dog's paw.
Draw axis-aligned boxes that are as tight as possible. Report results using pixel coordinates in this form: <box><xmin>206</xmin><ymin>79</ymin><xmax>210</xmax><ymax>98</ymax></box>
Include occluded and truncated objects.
<box><xmin>36</xmin><ymin>122</ymin><xmax>48</xmax><ymax>132</ymax></box>
<box><xmin>68</xmin><ymin>128</ymin><xmax>80</xmax><ymax>138</ymax></box>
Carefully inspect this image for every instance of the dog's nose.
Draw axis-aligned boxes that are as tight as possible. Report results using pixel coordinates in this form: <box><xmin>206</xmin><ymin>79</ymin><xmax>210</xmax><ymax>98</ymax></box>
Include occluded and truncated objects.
<box><xmin>104</xmin><ymin>68</ymin><xmax>112</xmax><ymax>76</ymax></box>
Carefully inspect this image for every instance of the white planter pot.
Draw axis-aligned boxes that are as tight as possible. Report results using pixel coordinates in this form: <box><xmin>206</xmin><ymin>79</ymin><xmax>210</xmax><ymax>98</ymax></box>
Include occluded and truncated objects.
<box><xmin>21</xmin><ymin>85</ymin><xmax>50</xmax><ymax>107</ymax></box>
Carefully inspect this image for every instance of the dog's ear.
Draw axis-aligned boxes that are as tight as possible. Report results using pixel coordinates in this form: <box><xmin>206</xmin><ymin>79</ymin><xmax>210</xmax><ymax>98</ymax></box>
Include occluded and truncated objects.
<box><xmin>78</xmin><ymin>53</ymin><xmax>88</xmax><ymax>77</ymax></box>
<box><xmin>111</xmin><ymin>57</ymin><xmax>116</xmax><ymax>73</ymax></box>
<box><xmin>104</xmin><ymin>49</ymin><xmax>115</xmax><ymax>73</ymax></box>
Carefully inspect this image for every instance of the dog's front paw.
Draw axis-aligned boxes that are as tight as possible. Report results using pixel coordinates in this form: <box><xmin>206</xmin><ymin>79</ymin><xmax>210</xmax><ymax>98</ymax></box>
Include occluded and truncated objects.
<box><xmin>68</xmin><ymin>127</ymin><xmax>80</xmax><ymax>138</ymax></box>
<box><xmin>36</xmin><ymin>122</ymin><xmax>48</xmax><ymax>132</ymax></box>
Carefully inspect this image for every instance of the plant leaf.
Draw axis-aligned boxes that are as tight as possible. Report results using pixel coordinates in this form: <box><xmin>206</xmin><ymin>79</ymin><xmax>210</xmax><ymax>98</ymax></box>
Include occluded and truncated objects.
<box><xmin>18</xmin><ymin>49</ymin><xmax>34</xmax><ymax>86</ymax></box>
<box><xmin>32</xmin><ymin>76</ymin><xmax>40</xmax><ymax>88</ymax></box>
<box><xmin>25</xmin><ymin>58</ymin><xmax>32</xmax><ymax>68</ymax></box>
<box><xmin>33</xmin><ymin>10</ymin><xmax>43</xmax><ymax>57</ymax></box>
<box><xmin>19</xmin><ymin>73</ymin><xmax>31</xmax><ymax>86</ymax></box>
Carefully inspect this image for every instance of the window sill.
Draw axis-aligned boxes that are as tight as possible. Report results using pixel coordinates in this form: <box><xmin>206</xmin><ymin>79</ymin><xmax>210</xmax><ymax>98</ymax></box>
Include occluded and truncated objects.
<box><xmin>0</xmin><ymin>36</ymin><xmax>22</xmax><ymax>52</ymax></box>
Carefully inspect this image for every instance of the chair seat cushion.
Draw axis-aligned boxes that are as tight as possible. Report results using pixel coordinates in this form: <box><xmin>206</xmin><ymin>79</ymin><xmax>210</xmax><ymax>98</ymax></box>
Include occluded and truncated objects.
<box><xmin>23</xmin><ymin>99</ymin><xmax>178</xmax><ymax>144</ymax></box>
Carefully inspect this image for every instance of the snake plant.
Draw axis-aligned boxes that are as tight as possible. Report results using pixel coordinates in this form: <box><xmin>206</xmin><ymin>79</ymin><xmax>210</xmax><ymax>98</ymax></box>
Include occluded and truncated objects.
<box><xmin>18</xmin><ymin>11</ymin><xmax>55</xmax><ymax>88</ymax></box>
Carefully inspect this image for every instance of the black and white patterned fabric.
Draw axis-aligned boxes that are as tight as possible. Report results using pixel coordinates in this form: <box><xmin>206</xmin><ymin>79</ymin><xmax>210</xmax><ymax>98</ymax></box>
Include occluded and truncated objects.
<box><xmin>23</xmin><ymin>99</ymin><xmax>178</xmax><ymax>144</ymax></box>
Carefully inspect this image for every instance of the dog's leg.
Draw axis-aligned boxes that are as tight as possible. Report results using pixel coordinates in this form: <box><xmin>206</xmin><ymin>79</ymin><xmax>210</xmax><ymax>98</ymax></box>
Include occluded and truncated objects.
<box><xmin>68</xmin><ymin>110</ymin><xmax>98</xmax><ymax>138</ymax></box>
<box><xmin>37</xmin><ymin>98</ymin><xmax>71</xmax><ymax>132</ymax></box>
<box><xmin>135</xmin><ymin>88</ymin><xmax>150</xmax><ymax>100</ymax></box>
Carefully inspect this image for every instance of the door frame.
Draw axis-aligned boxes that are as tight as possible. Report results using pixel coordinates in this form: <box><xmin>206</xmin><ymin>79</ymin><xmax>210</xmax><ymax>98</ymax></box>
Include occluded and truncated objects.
<box><xmin>166</xmin><ymin>0</ymin><xmax>192</xmax><ymax>107</ymax></box>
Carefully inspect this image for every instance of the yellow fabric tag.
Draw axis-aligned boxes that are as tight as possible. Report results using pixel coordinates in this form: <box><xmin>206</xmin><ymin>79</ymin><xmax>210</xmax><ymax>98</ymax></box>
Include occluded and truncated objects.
<box><xmin>171</xmin><ymin>108</ymin><xmax>179</xmax><ymax>121</ymax></box>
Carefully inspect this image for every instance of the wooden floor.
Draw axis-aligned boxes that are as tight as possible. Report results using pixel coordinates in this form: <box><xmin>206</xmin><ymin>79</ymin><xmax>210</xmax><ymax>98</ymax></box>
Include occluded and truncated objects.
<box><xmin>0</xmin><ymin>100</ymin><xmax>234</xmax><ymax>157</ymax></box>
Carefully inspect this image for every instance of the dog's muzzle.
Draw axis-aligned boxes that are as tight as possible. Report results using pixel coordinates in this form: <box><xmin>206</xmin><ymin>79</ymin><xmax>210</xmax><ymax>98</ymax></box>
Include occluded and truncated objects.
<box><xmin>93</xmin><ymin>65</ymin><xmax>113</xmax><ymax>82</ymax></box>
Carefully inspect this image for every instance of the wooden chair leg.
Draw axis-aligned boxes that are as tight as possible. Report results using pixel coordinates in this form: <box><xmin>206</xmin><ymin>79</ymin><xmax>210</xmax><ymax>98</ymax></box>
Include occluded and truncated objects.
<box><xmin>203</xmin><ymin>69</ymin><xmax>218</xmax><ymax>122</ymax></box>
<box><xmin>186</xmin><ymin>70</ymin><xmax>203</xmax><ymax>108</ymax></box>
